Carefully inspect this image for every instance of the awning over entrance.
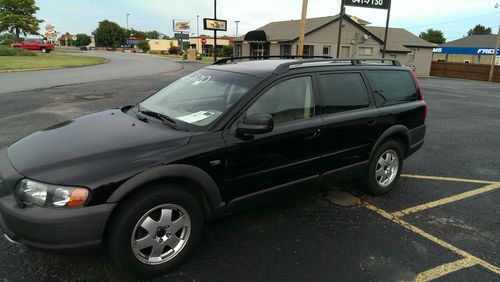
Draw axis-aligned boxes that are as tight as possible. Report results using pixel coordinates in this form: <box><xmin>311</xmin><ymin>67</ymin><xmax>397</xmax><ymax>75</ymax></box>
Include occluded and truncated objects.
<box><xmin>244</xmin><ymin>30</ymin><xmax>268</xmax><ymax>42</ymax></box>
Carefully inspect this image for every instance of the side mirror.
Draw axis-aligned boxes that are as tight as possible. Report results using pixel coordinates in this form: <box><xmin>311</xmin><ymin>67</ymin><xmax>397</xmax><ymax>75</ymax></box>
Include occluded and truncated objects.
<box><xmin>236</xmin><ymin>114</ymin><xmax>274</xmax><ymax>135</ymax></box>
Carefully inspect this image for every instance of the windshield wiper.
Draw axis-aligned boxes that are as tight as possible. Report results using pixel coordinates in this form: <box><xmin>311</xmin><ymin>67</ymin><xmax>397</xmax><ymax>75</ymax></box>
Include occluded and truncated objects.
<box><xmin>136</xmin><ymin>104</ymin><xmax>177</xmax><ymax>129</ymax></box>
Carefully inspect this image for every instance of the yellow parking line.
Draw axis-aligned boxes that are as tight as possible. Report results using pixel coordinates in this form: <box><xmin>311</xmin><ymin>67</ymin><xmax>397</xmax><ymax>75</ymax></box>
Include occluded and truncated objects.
<box><xmin>415</xmin><ymin>258</ymin><xmax>477</xmax><ymax>282</ymax></box>
<box><xmin>400</xmin><ymin>174</ymin><xmax>496</xmax><ymax>184</ymax></box>
<box><xmin>391</xmin><ymin>182</ymin><xmax>500</xmax><ymax>217</ymax></box>
<box><xmin>363</xmin><ymin>202</ymin><xmax>500</xmax><ymax>276</ymax></box>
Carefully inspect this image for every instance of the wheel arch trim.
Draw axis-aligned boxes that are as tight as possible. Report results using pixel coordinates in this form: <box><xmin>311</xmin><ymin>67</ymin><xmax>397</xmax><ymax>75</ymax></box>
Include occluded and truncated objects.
<box><xmin>107</xmin><ymin>164</ymin><xmax>225</xmax><ymax>218</ymax></box>
<box><xmin>370</xmin><ymin>125</ymin><xmax>410</xmax><ymax>159</ymax></box>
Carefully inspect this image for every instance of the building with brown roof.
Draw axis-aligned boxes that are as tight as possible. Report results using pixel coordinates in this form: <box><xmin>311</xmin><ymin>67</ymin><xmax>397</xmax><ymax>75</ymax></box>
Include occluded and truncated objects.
<box><xmin>234</xmin><ymin>14</ymin><xmax>435</xmax><ymax>76</ymax></box>
<box><xmin>432</xmin><ymin>34</ymin><xmax>499</xmax><ymax>65</ymax></box>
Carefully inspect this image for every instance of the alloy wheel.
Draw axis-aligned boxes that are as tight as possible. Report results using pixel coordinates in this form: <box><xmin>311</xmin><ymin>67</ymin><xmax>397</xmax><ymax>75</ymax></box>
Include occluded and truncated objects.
<box><xmin>375</xmin><ymin>149</ymin><xmax>399</xmax><ymax>187</ymax></box>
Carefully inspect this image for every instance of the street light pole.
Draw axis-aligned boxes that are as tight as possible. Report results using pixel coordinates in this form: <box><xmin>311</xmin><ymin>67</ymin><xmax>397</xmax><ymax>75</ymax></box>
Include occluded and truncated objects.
<box><xmin>197</xmin><ymin>15</ymin><xmax>200</xmax><ymax>37</ymax></box>
<box><xmin>213</xmin><ymin>0</ymin><xmax>217</xmax><ymax>62</ymax></box>
<box><xmin>488</xmin><ymin>26</ymin><xmax>500</xmax><ymax>82</ymax></box>
<box><xmin>235</xmin><ymin>20</ymin><xmax>240</xmax><ymax>37</ymax></box>
<box><xmin>126</xmin><ymin>13</ymin><xmax>130</xmax><ymax>31</ymax></box>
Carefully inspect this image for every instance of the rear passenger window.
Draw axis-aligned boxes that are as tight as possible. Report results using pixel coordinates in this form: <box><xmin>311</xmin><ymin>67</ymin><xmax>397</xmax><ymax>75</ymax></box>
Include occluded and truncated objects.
<box><xmin>319</xmin><ymin>73</ymin><xmax>369</xmax><ymax>114</ymax></box>
<box><xmin>366</xmin><ymin>70</ymin><xmax>418</xmax><ymax>106</ymax></box>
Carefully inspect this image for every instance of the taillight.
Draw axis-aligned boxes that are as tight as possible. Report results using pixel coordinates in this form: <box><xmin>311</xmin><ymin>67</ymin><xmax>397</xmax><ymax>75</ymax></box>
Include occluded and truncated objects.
<box><xmin>410</xmin><ymin>70</ymin><xmax>427</xmax><ymax>119</ymax></box>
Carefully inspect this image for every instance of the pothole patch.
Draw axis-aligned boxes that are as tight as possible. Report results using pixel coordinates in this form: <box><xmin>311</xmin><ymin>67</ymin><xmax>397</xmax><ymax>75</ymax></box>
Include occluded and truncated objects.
<box><xmin>81</xmin><ymin>94</ymin><xmax>106</xmax><ymax>100</ymax></box>
<box><xmin>326</xmin><ymin>190</ymin><xmax>361</xmax><ymax>207</ymax></box>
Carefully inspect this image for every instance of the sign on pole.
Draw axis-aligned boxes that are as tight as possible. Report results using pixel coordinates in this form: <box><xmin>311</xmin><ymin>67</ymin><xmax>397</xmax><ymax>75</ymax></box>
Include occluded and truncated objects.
<box><xmin>174</xmin><ymin>33</ymin><xmax>189</xmax><ymax>40</ymax></box>
<box><xmin>201</xmin><ymin>37</ymin><xmax>207</xmax><ymax>44</ymax></box>
<box><xmin>203</xmin><ymin>18</ymin><xmax>227</xmax><ymax>31</ymax></box>
<box><xmin>173</xmin><ymin>20</ymin><xmax>191</xmax><ymax>32</ymax></box>
<box><xmin>337</xmin><ymin>0</ymin><xmax>392</xmax><ymax>58</ymax></box>
<box><xmin>344</xmin><ymin>0</ymin><xmax>391</xmax><ymax>10</ymax></box>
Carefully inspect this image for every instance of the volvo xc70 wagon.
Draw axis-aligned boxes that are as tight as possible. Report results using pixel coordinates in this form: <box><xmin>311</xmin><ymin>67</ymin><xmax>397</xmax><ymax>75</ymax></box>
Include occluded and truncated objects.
<box><xmin>0</xmin><ymin>57</ymin><xmax>426</xmax><ymax>278</ymax></box>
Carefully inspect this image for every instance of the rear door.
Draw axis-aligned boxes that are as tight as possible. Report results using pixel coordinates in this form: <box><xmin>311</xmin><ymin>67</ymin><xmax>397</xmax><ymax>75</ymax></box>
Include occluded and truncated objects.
<box><xmin>222</xmin><ymin>75</ymin><xmax>324</xmax><ymax>204</ymax></box>
<box><xmin>317</xmin><ymin>71</ymin><xmax>381</xmax><ymax>178</ymax></box>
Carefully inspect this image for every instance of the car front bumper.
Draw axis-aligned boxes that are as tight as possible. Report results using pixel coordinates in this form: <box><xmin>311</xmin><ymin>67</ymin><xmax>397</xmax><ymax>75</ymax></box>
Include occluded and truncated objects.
<box><xmin>0</xmin><ymin>148</ymin><xmax>116</xmax><ymax>250</ymax></box>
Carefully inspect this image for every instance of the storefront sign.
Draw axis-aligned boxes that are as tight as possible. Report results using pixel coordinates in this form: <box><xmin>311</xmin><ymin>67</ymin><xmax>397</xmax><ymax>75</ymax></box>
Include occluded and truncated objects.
<box><xmin>174</xmin><ymin>33</ymin><xmax>190</xmax><ymax>40</ymax></box>
<box><xmin>433</xmin><ymin>47</ymin><xmax>500</xmax><ymax>55</ymax></box>
<box><xmin>344</xmin><ymin>0</ymin><xmax>390</xmax><ymax>10</ymax></box>
<box><xmin>203</xmin><ymin>18</ymin><xmax>227</xmax><ymax>31</ymax></box>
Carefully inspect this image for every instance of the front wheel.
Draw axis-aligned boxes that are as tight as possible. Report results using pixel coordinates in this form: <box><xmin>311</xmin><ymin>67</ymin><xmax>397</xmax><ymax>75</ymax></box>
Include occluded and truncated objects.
<box><xmin>107</xmin><ymin>185</ymin><xmax>204</xmax><ymax>278</ymax></box>
<box><xmin>41</xmin><ymin>48</ymin><xmax>47</xmax><ymax>53</ymax></box>
<box><xmin>362</xmin><ymin>140</ymin><xmax>403</xmax><ymax>195</ymax></box>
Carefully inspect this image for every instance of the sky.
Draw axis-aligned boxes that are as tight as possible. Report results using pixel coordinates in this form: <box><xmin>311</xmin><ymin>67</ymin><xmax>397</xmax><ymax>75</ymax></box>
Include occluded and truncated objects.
<box><xmin>35</xmin><ymin>0</ymin><xmax>500</xmax><ymax>42</ymax></box>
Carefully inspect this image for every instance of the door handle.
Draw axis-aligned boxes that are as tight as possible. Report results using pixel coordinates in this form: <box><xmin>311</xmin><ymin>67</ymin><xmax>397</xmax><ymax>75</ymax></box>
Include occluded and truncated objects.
<box><xmin>367</xmin><ymin>120</ymin><xmax>377</xmax><ymax>127</ymax></box>
<box><xmin>304</xmin><ymin>128</ymin><xmax>321</xmax><ymax>140</ymax></box>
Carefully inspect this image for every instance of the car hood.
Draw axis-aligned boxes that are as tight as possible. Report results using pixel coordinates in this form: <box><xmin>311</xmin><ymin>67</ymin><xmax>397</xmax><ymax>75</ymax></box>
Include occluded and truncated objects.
<box><xmin>7</xmin><ymin>108</ymin><xmax>193</xmax><ymax>186</ymax></box>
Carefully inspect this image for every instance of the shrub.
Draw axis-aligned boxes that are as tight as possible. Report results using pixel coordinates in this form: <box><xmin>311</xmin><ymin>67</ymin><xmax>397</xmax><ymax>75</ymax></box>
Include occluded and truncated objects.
<box><xmin>168</xmin><ymin>46</ymin><xmax>179</xmax><ymax>55</ymax></box>
<box><xmin>221</xmin><ymin>45</ymin><xmax>233</xmax><ymax>57</ymax></box>
<box><xmin>0</xmin><ymin>46</ymin><xmax>36</xmax><ymax>56</ymax></box>
<box><xmin>137</xmin><ymin>40</ymin><xmax>150</xmax><ymax>53</ymax></box>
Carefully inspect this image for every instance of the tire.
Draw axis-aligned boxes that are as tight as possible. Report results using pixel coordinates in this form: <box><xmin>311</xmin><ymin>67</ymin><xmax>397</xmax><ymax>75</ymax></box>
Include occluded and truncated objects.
<box><xmin>41</xmin><ymin>48</ymin><xmax>47</xmax><ymax>53</ymax></box>
<box><xmin>362</xmin><ymin>140</ymin><xmax>403</xmax><ymax>196</ymax></box>
<box><xmin>107</xmin><ymin>184</ymin><xmax>204</xmax><ymax>279</ymax></box>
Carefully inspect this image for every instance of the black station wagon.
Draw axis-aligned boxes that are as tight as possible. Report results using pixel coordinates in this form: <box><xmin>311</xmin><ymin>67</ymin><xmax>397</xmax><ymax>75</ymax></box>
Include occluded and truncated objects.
<box><xmin>0</xmin><ymin>57</ymin><xmax>427</xmax><ymax>278</ymax></box>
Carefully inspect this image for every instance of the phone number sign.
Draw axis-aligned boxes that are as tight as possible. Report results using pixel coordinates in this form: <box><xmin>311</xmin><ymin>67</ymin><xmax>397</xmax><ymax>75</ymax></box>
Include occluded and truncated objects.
<box><xmin>344</xmin><ymin>0</ymin><xmax>390</xmax><ymax>9</ymax></box>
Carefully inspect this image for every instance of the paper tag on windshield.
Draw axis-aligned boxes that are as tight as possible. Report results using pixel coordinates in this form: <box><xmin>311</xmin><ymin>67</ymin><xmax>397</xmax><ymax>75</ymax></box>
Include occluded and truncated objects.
<box><xmin>176</xmin><ymin>111</ymin><xmax>215</xmax><ymax>123</ymax></box>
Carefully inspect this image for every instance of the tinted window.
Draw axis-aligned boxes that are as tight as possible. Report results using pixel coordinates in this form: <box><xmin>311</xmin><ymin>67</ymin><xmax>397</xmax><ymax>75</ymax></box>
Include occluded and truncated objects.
<box><xmin>319</xmin><ymin>73</ymin><xmax>369</xmax><ymax>114</ymax></box>
<box><xmin>366</xmin><ymin>70</ymin><xmax>418</xmax><ymax>106</ymax></box>
<box><xmin>247</xmin><ymin>76</ymin><xmax>314</xmax><ymax>124</ymax></box>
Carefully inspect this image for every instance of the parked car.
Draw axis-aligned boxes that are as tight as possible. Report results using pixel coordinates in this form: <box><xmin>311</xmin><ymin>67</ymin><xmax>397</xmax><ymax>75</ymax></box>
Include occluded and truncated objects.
<box><xmin>11</xmin><ymin>39</ymin><xmax>54</xmax><ymax>53</ymax></box>
<box><xmin>0</xmin><ymin>57</ymin><xmax>426</xmax><ymax>278</ymax></box>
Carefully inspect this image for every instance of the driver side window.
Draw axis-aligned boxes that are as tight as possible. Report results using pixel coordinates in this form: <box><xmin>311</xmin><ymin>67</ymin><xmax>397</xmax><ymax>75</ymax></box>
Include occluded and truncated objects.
<box><xmin>246</xmin><ymin>76</ymin><xmax>314</xmax><ymax>125</ymax></box>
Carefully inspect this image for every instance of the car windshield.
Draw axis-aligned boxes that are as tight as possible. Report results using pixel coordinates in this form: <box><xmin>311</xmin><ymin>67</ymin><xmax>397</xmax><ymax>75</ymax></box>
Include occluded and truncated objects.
<box><xmin>140</xmin><ymin>69</ymin><xmax>261</xmax><ymax>127</ymax></box>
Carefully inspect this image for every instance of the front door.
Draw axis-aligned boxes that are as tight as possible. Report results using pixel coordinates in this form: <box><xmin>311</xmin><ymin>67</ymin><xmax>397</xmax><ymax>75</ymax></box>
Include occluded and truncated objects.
<box><xmin>222</xmin><ymin>75</ymin><xmax>324</xmax><ymax>204</ymax></box>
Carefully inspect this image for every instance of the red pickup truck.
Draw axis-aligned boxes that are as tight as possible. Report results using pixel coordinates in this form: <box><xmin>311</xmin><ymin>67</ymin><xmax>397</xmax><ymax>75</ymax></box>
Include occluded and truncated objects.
<box><xmin>11</xmin><ymin>39</ymin><xmax>54</xmax><ymax>53</ymax></box>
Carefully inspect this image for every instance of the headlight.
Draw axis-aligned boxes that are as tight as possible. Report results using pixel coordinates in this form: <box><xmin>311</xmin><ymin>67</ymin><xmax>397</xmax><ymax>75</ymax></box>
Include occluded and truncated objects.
<box><xmin>15</xmin><ymin>179</ymin><xmax>89</xmax><ymax>208</ymax></box>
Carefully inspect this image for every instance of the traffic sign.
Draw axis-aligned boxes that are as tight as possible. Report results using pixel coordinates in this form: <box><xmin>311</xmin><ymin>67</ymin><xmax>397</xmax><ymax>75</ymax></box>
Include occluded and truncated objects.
<box><xmin>201</xmin><ymin>37</ymin><xmax>207</xmax><ymax>44</ymax></box>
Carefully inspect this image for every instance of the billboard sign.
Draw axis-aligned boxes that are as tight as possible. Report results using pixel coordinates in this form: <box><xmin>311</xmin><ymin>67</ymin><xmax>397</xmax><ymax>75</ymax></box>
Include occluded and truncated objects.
<box><xmin>343</xmin><ymin>0</ymin><xmax>391</xmax><ymax>10</ymax></box>
<box><xmin>433</xmin><ymin>47</ymin><xmax>500</xmax><ymax>55</ymax></box>
<box><xmin>173</xmin><ymin>20</ymin><xmax>190</xmax><ymax>32</ymax></box>
<box><xmin>203</xmin><ymin>18</ymin><xmax>227</xmax><ymax>31</ymax></box>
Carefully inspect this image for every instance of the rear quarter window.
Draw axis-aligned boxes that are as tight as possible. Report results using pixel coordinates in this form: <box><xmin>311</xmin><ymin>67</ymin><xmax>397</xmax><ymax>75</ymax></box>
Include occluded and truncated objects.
<box><xmin>366</xmin><ymin>70</ymin><xmax>418</xmax><ymax>106</ymax></box>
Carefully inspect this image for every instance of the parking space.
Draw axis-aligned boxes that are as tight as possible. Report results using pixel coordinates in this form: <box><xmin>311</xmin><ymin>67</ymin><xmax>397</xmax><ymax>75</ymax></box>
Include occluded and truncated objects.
<box><xmin>0</xmin><ymin>73</ymin><xmax>498</xmax><ymax>281</ymax></box>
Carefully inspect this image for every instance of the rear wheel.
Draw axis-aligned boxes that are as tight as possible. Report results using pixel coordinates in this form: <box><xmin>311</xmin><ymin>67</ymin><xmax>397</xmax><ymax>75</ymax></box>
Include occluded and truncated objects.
<box><xmin>107</xmin><ymin>184</ymin><xmax>204</xmax><ymax>278</ymax></box>
<box><xmin>362</xmin><ymin>140</ymin><xmax>403</xmax><ymax>195</ymax></box>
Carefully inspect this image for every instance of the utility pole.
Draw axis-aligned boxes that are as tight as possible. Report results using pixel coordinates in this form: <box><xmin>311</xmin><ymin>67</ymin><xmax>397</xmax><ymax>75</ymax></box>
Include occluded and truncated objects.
<box><xmin>213</xmin><ymin>0</ymin><xmax>217</xmax><ymax>62</ymax></box>
<box><xmin>126</xmin><ymin>13</ymin><xmax>130</xmax><ymax>32</ymax></box>
<box><xmin>382</xmin><ymin>1</ymin><xmax>392</xmax><ymax>58</ymax></box>
<box><xmin>488</xmin><ymin>26</ymin><xmax>500</xmax><ymax>82</ymax></box>
<box><xmin>197</xmin><ymin>15</ymin><xmax>200</xmax><ymax>37</ymax></box>
<box><xmin>336</xmin><ymin>1</ymin><xmax>345</xmax><ymax>58</ymax></box>
<box><xmin>297</xmin><ymin>0</ymin><xmax>308</xmax><ymax>59</ymax></box>
<box><xmin>235</xmin><ymin>20</ymin><xmax>240</xmax><ymax>37</ymax></box>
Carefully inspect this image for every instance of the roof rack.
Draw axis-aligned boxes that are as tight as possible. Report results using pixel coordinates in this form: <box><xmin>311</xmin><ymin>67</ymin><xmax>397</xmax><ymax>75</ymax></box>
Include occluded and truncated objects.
<box><xmin>213</xmin><ymin>55</ymin><xmax>333</xmax><ymax>65</ymax></box>
<box><xmin>273</xmin><ymin>58</ymin><xmax>401</xmax><ymax>74</ymax></box>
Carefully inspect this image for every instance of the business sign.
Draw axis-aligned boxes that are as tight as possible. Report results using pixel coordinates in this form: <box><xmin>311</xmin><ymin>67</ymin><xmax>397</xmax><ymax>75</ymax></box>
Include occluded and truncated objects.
<box><xmin>433</xmin><ymin>47</ymin><xmax>500</xmax><ymax>55</ymax></box>
<box><xmin>173</xmin><ymin>20</ymin><xmax>190</xmax><ymax>32</ymax></box>
<box><xmin>45</xmin><ymin>23</ymin><xmax>55</xmax><ymax>32</ymax></box>
<box><xmin>174</xmin><ymin>33</ymin><xmax>189</xmax><ymax>40</ymax></box>
<box><xmin>344</xmin><ymin>0</ymin><xmax>391</xmax><ymax>10</ymax></box>
<box><xmin>203</xmin><ymin>18</ymin><xmax>227</xmax><ymax>31</ymax></box>
<box><xmin>127</xmin><ymin>38</ymin><xmax>143</xmax><ymax>45</ymax></box>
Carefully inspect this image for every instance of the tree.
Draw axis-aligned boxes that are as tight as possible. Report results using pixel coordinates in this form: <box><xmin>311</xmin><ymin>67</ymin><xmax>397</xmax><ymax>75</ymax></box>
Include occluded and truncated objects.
<box><xmin>145</xmin><ymin>30</ymin><xmax>160</xmax><ymax>39</ymax></box>
<box><xmin>75</xmin><ymin>33</ymin><xmax>91</xmax><ymax>47</ymax></box>
<box><xmin>468</xmin><ymin>24</ymin><xmax>492</xmax><ymax>36</ymax></box>
<box><xmin>95</xmin><ymin>20</ymin><xmax>126</xmax><ymax>48</ymax></box>
<box><xmin>419</xmin><ymin>28</ymin><xmax>446</xmax><ymax>44</ymax></box>
<box><xmin>137</xmin><ymin>40</ymin><xmax>150</xmax><ymax>52</ymax></box>
<box><xmin>0</xmin><ymin>0</ymin><xmax>44</xmax><ymax>41</ymax></box>
<box><xmin>0</xmin><ymin>32</ymin><xmax>16</xmax><ymax>45</ymax></box>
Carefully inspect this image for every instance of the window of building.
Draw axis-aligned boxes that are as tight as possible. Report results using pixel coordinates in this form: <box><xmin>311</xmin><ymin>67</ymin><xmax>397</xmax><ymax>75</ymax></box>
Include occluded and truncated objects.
<box><xmin>299</xmin><ymin>45</ymin><xmax>314</xmax><ymax>56</ymax></box>
<box><xmin>235</xmin><ymin>44</ymin><xmax>242</xmax><ymax>57</ymax></box>
<box><xmin>366</xmin><ymin>70</ymin><xmax>418</xmax><ymax>106</ymax></box>
<box><xmin>341</xmin><ymin>46</ymin><xmax>350</xmax><ymax>57</ymax></box>
<box><xmin>318</xmin><ymin>73</ymin><xmax>369</xmax><ymax>114</ymax></box>
<box><xmin>322</xmin><ymin>45</ymin><xmax>331</xmax><ymax>56</ymax></box>
<box><xmin>280</xmin><ymin>44</ymin><xmax>292</xmax><ymax>56</ymax></box>
<box><xmin>408</xmin><ymin>48</ymin><xmax>416</xmax><ymax>62</ymax></box>
<box><xmin>358</xmin><ymin>46</ymin><xmax>373</xmax><ymax>56</ymax></box>
<box><xmin>247</xmin><ymin>76</ymin><xmax>314</xmax><ymax>124</ymax></box>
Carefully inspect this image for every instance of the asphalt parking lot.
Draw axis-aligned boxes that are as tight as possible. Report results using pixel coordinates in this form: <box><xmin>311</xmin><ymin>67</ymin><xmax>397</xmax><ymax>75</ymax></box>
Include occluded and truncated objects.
<box><xmin>0</xmin><ymin>64</ymin><xmax>498</xmax><ymax>281</ymax></box>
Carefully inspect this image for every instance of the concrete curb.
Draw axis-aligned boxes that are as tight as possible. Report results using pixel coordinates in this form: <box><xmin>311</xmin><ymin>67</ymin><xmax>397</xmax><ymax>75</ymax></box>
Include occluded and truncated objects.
<box><xmin>0</xmin><ymin>58</ymin><xmax>109</xmax><ymax>73</ymax></box>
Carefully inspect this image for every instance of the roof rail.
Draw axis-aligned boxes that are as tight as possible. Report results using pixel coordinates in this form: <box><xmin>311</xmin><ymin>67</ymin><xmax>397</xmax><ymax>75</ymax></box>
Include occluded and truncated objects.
<box><xmin>213</xmin><ymin>55</ymin><xmax>333</xmax><ymax>65</ymax></box>
<box><xmin>273</xmin><ymin>58</ymin><xmax>402</xmax><ymax>74</ymax></box>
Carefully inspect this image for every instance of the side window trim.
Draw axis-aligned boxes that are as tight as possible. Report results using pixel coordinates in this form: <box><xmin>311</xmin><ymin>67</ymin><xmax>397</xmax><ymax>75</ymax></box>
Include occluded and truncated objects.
<box><xmin>316</xmin><ymin>70</ymin><xmax>374</xmax><ymax>116</ymax></box>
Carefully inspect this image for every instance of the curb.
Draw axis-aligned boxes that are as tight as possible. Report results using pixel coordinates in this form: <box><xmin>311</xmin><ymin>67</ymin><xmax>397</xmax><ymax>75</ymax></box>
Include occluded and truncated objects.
<box><xmin>0</xmin><ymin>58</ymin><xmax>109</xmax><ymax>73</ymax></box>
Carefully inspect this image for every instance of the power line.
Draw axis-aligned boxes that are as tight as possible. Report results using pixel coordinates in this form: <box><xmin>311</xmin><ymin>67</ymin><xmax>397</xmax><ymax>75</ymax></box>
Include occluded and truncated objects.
<box><xmin>404</xmin><ymin>11</ymin><xmax>500</xmax><ymax>29</ymax></box>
